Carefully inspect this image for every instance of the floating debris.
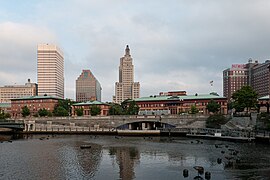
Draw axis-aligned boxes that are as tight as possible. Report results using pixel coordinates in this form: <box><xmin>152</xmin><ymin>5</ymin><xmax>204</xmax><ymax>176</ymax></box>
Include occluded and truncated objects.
<box><xmin>80</xmin><ymin>144</ymin><xmax>92</xmax><ymax>149</ymax></box>
<box><xmin>205</xmin><ymin>171</ymin><xmax>211</xmax><ymax>180</ymax></box>
<box><xmin>217</xmin><ymin>158</ymin><xmax>222</xmax><ymax>164</ymax></box>
<box><xmin>183</xmin><ymin>169</ymin><xmax>189</xmax><ymax>178</ymax></box>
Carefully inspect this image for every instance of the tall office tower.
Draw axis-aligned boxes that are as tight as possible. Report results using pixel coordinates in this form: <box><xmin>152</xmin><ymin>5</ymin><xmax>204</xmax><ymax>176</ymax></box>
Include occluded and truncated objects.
<box><xmin>0</xmin><ymin>79</ymin><xmax>37</xmax><ymax>103</ymax></box>
<box><xmin>37</xmin><ymin>44</ymin><xmax>64</xmax><ymax>99</ymax></box>
<box><xmin>251</xmin><ymin>60</ymin><xmax>270</xmax><ymax>97</ymax></box>
<box><xmin>223</xmin><ymin>64</ymin><xmax>249</xmax><ymax>99</ymax></box>
<box><xmin>113</xmin><ymin>45</ymin><xmax>140</xmax><ymax>104</ymax></box>
<box><xmin>76</xmin><ymin>70</ymin><xmax>102</xmax><ymax>102</ymax></box>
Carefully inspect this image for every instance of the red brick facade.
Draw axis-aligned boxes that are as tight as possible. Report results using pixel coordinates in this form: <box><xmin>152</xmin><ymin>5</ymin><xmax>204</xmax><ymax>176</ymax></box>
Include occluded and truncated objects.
<box><xmin>11</xmin><ymin>96</ymin><xmax>60</xmax><ymax>118</ymax></box>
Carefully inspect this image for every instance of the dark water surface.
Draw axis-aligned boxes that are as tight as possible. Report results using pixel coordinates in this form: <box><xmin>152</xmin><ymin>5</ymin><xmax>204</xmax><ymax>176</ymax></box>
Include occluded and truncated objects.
<box><xmin>1</xmin><ymin>134</ymin><xmax>270</xmax><ymax>180</ymax></box>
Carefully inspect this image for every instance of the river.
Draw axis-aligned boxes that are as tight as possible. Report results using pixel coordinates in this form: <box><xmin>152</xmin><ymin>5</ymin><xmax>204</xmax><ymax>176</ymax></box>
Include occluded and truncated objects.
<box><xmin>0</xmin><ymin>134</ymin><xmax>270</xmax><ymax>180</ymax></box>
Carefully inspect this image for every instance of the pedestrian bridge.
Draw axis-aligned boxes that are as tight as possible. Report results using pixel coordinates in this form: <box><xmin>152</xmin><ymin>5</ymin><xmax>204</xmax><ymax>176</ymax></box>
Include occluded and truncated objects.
<box><xmin>0</xmin><ymin>121</ymin><xmax>25</xmax><ymax>131</ymax></box>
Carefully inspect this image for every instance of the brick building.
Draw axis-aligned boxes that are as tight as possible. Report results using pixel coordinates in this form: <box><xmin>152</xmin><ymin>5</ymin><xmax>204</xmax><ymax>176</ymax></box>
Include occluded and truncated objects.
<box><xmin>11</xmin><ymin>95</ymin><xmax>60</xmax><ymax>118</ymax></box>
<box><xmin>134</xmin><ymin>93</ymin><xmax>227</xmax><ymax>115</ymax></box>
<box><xmin>72</xmin><ymin>101</ymin><xmax>110</xmax><ymax>116</ymax></box>
<box><xmin>223</xmin><ymin>59</ymin><xmax>270</xmax><ymax>99</ymax></box>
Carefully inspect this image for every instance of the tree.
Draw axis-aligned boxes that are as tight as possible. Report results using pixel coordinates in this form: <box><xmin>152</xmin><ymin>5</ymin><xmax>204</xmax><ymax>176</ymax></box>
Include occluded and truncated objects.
<box><xmin>75</xmin><ymin>108</ymin><xmax>84</xmax><ymax>116</ymax></box>
<box><xmin>121</xmin><ymin>99</ymin><xmax>130</xmax><ymax>114</ymax></box>
<box><xmin>126</xmin><ymin>100</ymin><xmax>139</xmax><ymax>115</ymax></box>
<box><xmin>120</xmin><ymin>100</ymin><xmax>140</xmax><ymax>115</ymax></box>
<box><xmin>190</xmin><ymin>105</ymin><xmax>199</xmax><ymax>114</ymax></box>
<box><xmin>206</xmin><ymin>114</ymin><xmax>228</xmax><ymax>129</ymax></box>
<box><xmin>232</xmin><ymin>86</ymin><xmax>258</xmax><ymax>112</ymax></box>
<box><xmin>58</xmin><ymin>99</ymin><xmax>73</xmax><ymax>111</ymax></box>
<box><xmin>53</xmin><ymin>99</ymin><xmax>74</xmax><ymax>117</ymax></box>
<box><xmin>38</xmin><ymin>108</ymin><xmax>49</xmax><ymax>117</ymax></box>
<box><xmin>21</xmin><ymin>106</ymin><xmax>30</xmax><ymax>117</ymax></box>
<box><xmin>206</xmin><ymin>100</ymin><xmax>221</xmax><ymax>114</ymax></box>
<box><xmin>0</xmin><ymin>112</ymin><xmax>5</xmax><ymax>120</ymax></box>
<box><xmin>108</xmin><ymin>103</ymin><xmax>123</xmax><ymax>115</ymax></box>
<box><xmin>90</xmin><ymin>105</ymin><xmax>101</xmax><ymax>116</ymax></box>
<box><xmin>53</xmin><ymin>106</ymin><xmax>69</xmax><ymax>117</ymax></box>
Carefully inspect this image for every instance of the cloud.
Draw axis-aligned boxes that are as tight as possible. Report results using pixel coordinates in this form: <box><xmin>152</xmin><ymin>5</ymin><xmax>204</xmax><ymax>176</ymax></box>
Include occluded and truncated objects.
<box><xmin>0</xmin><ymin>22</ymin><xmax>56</xmax><ymax>85</ymax></box>
<box><xmin>1</xmin><ymin>1</ymin><xmax>270</xmax><ymax>102</ymax></box>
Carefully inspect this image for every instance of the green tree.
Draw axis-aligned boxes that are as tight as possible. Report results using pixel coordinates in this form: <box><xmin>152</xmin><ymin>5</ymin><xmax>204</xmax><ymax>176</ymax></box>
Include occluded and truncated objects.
<box><xmin>121</xmin><ymin>99</ymin><xmax>130</xmax><ymax>114</ymax></box>
<box><xmin>58</xmin><ymin>99</ymin><xmax>73</xmax><ymax>111</ymax></box>
<box><xmin>47</xmin><ymin>111</ymin><xmax>53</xmax><ymax>117</ymax></box>
<box><xmin>108</xmin><ymin>103</ymin><xmax>123</xmax><ymax>115</ymax></box>
<box><xmin>53</xmin><ymin>106</ymin><xmax>69</xmax><ymax>117</ymax></box>
<box><xmin>119</xmin><ymin>100</ymin><xmax>140</xmax><ymax>115</ymax></box>
<box><xmin>4</xmin><ymin>113</ymin><xmax>11</xmax><ymax>119</ymax></box>
<box><xmin>232</xmin><ymin>85</ymin><xmax>258</xmax><ymax>112</ymax></box>
<box><xmin>22</xmin><ymin>106</ymin><xmax>30</xmax><ymax>117</ymax></box>
<box><xmin>90</xmin><ymin>105</ymin><xmax>101</xmax><ymax>116</ymax></box>
<box><xmin>206</xmin><ymin>114</ymin><xmax>228</xmax><ymax>129</ymax></box>
<box><xmin>190</xmin><ymin>105</ymin><xmax>199</xmax><ymax>114</ymax></box>
<box><xmin>126</xmin><ymin>100</ymin><xmax>139</xmax><ymax>115</ymax></box>
<box><xmin>0</xmin><ymin>112</ymin><xmax>5</xmax><ymax>120</ymax></box>
<box><xmin>53</xmin><ymin>99</ymin><xmax>74</xmax><ymax>117</ymax></box>
<box><xmin>38</xmin><ymin>108</ymin><xmax>48</xmax><ymax>117</ymax></box>
<box><xmin>206</xmin><ymin>100</ymin><xmax>221</xmax><ymax>114</ymax></box>
<box><xmin>75</xmin><ymin>108</ymin><xmax>84</xmax><ymax>116</ymax></box>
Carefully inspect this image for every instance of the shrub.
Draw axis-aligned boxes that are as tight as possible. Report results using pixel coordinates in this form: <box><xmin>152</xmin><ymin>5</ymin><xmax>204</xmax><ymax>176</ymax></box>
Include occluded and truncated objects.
<box><xmin>206</xmin><ymin>114</ymin><xmax>228</xmax><ymax>129</ymax></box>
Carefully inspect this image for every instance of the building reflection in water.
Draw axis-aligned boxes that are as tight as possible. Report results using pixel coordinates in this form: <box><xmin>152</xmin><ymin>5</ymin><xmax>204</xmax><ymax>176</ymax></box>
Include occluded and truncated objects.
<box><xmin>109</xmin><ymin>146</ymin><xmax>140</xmax><ymax>180</ymax></box>
<box><xmin>59</xmin><ymin>142</ymin><xmax>102</xmax><ymax>179</ymax></box>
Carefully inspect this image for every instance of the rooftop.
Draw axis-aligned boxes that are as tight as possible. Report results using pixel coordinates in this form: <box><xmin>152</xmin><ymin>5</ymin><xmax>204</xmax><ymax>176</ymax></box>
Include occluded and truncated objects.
<box><xmin>134</xmin><ymin>94</ymin><xmax>227</xmax><ymax>102</ymax></box>
<box><xmin>0</xmin><ymin>103</ymin><xmax>11</xmax><ymax>108</ymax></box>
<box><xmin>11</xmin><ymin>95</ymin><xmax>61</xmax><ymax>101</ymax></box>
<box><xmin>73</xmin><ymin>100</ymin><xmax>108</xmax><ymax>106</ymax></box>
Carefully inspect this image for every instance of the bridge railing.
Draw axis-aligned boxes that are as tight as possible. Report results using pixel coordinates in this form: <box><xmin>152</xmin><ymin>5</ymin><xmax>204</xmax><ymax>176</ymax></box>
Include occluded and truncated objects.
<box><xmin>159</xmin><ymin>127</ymin><xmax>255</xmax><ymax>138</ymax></box>
<box><xmin>0</xmin><ymin>119</ymin><xmax>24</xmax><ymax>123</ymax></box>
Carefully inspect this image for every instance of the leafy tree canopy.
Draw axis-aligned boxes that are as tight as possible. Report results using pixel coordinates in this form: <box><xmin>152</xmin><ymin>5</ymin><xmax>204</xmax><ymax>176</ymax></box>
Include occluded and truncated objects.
<box><xmin>90</xmin><ymin>105</ymin><xmax>101</xmax><ymax>116</ymax></box>
<box><xmin>190</xmin><ymin>105</ymin><xmax>199</xmax><ymax>114</ymax></box>
<box><xmin>38</xmin><ymin>108</ymin><xmax>48</xmax><ymax>117</ymax></box>
<box><xmin>206</xmin><ymin>100</ymin><xmax>221</xmax><ymax>114</ymax></box>
<box><xmin>53</xmin><ymin>106</ymin><xmax>69</xmax><ymax>117</ymax></box>
<box><xmin>75</xmin><ymin>108</ymin><xmax>84</xmax><ymax>116</ymax></box>
<box><xmin>232</xmin><ymin>86</ymin><xmax>258</xmax><ymax>112</ymax></box>
<box><xmin>21</xmin><ymin>106</ymin><xmax>30</xmax><ymax>117</ymax></box>
<box><xmin>126</xmin><ymin>100</ymin><xmax>139</xmax><ymax>115</ymax></box>
<box><xmin>58</xmin><ymin>99</ymin><xmax>74</xmax><ymax>111</ymax></box>
<box><xmin>109</xmin><ymin>103</ymin><xmax>123</xmax><ymax>115</ymax></box>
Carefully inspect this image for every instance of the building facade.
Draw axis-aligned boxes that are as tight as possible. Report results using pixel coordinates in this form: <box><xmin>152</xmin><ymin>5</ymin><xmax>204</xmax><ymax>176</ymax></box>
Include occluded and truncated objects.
<box><xmin>223</xmin><ymin>59</ymin><xmax>270</xmax><ymax>99</ymax></box>
<box><xmin>113</xmin><ymin>45</ymin><xmax>140</xmax><ymax>104</ymax></box>
<box><xmin>223</xmin><ymin>64</ymin><xmax>249</xmax><ymax>99</ymax></box>
<box><xmin>11</xmin><ymin>95</ymin><xmax>60</xmax><ymax>118</ymax></box>
<box><xmin>0</xmin><ymin>79</ymin><xmax>37</xmax><ymax>103</ymax></box>
<box><xmin>37</xmin><ymin>44</ymin><xmax>64</xmax><ymax>99</ymax></box>
<box><xmin>251</xmin><ymin>60</ymin><xmax>270</xmax><ymax>97</ymax></box>
<box><xmin>134</xmin><ymin>93</ymin><xmax>228</xmax><ymax>115</ymax></box>
<box><xmin>76</xmin><ymin>70</ymin><xmax>102</xmax><ymax>102</ymax></box>
<box><xmin>72</xmin><ymin>101</ymin><xmax>110</xmax><ymax>116</ymax></box>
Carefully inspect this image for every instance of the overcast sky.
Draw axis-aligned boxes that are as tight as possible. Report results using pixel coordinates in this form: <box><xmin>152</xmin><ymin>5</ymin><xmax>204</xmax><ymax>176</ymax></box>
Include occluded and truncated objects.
<box><xmin>1</xmin><ymin>0</ymin><xmax>270</xmax><ymax>102</ymax></box>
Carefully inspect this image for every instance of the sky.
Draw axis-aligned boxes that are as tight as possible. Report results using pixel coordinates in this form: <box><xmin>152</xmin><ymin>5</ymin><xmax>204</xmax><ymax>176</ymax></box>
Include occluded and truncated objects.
<box><xmin>1</xmin><ymin>0</ymin><xmax>270</xmax><ymax>102</ymax></box>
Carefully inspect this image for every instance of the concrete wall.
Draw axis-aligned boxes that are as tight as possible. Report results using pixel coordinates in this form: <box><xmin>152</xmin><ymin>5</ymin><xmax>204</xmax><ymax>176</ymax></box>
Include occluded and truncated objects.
<box><xmin>19</xmin><ymin>114</ymin><xmax>209</xmax><ymax>129</ymax></box>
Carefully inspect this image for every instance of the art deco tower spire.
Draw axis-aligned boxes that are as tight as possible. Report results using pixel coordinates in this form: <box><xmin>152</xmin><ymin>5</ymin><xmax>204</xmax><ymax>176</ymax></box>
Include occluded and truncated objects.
<box><xmin>113</xmin><ymin>45</ymin><xmax>140</xmax><ymax>104</ymax></box>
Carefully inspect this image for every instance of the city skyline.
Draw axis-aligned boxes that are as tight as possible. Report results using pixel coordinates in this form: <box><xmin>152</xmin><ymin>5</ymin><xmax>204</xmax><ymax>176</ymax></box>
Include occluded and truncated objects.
<box><xmin>1</xmin><ymin>1</ymin><xmax>270</xmax><ymax>102</ymax></box>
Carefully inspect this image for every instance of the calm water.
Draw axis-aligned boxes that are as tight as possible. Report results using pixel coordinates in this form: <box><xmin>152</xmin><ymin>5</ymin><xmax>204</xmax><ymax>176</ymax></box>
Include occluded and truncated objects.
<box><xmin>0</xmin><ymin>134</ymin><xmax>270</xmax><ymax>180</ymax></box>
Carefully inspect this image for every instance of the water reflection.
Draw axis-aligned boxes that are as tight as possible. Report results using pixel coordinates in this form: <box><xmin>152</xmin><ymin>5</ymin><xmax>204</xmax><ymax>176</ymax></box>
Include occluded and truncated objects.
<box><xmin>112</xmin><ymin>146</ymin><xmax>139</xmax><ymax>179</ymax></box>
<box><xmin>1</xmin><ymin>135</ymin><xmax>270</xmax><ymax>179</ymax></box>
